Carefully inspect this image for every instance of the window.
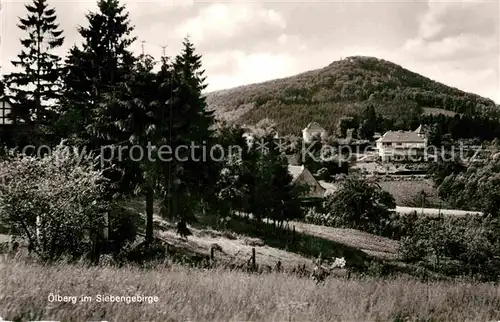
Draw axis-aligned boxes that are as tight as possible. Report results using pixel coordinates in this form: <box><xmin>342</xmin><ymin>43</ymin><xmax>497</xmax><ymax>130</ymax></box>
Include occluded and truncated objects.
<box><xmin>0</xmin><ymin>100</ymin><xmax>13</xmax><ymax>125</ymax></box>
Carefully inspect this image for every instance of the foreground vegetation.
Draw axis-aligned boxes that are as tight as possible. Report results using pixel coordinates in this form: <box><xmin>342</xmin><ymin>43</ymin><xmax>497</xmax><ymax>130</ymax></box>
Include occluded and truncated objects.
<box><xmin>2</xmin><ymin>260</ymin><xmax>500</xmax><ymax>321</ymax></box>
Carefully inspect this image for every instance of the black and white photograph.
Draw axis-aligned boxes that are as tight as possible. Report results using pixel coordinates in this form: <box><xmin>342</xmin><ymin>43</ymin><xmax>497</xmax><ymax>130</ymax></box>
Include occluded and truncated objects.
<box><xmin>0</xmin><ymin>0</ymin><xmax>499</xmax><ymax>320</ymax></box>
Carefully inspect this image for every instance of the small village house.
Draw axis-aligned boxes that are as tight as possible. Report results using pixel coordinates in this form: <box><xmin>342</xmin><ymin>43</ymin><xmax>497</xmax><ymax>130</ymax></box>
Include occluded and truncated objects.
<box><xmin>302</xmin><ymin>122</ymin><xmax>327</xmax><ymax>143</ymax></box>
<box><xmin>288</xmin><ymin>165</ymin><xmax>326</xmax><ymax>199</ymax></box>
<box><xmin>376</xmin><ymin>125</ymin><xmax>428</xmax><ymax>161</ymax></box>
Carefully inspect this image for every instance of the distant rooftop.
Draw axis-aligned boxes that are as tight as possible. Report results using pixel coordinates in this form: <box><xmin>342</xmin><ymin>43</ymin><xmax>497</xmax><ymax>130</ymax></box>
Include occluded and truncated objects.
<box><xmin>302</xmin><ymin>122</ymin><xmax>325</xmax><ymax>132</ymax></box>
<box><xmin>377</xmin><ymin>130</ymin><xmax>426</xmax><ymax>143</ymax></box>
<box><xmin>288</xmin><ymin>165</ymin><xmax>305</xmax><ymax>182</ymax></box>
<box><xmin>414</xmin><ymin>124</ymin><xmax>426</xmax><ymax>135</ymax></box>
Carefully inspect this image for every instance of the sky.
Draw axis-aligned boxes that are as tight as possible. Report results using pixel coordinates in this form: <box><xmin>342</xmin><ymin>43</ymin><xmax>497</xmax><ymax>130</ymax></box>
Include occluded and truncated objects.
<box><xmin>1</xmin><ymin>0</ymin><xmax>499</xmax><ymax>103</ymax></box>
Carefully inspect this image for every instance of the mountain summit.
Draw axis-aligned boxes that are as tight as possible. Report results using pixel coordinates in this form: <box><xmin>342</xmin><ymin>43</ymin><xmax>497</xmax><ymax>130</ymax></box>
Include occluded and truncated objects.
<box><xmin>206</xmin><ymin>56</ymin><xmax>498</xmax><ymax>134</ymax></box>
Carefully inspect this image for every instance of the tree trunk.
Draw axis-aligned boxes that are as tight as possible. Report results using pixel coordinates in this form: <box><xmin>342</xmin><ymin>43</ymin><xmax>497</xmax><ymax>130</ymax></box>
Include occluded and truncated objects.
<box><xmin>145</xmin><ymin>185</ymin><xmax>154</xmax><ymax>244</ymax></box>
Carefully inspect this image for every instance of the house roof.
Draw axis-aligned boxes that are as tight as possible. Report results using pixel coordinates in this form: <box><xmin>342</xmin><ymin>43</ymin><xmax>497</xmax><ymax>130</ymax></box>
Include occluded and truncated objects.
<box><xmin>414</xmin><ymin>124</ymin><xmax>426</xmax><ymax>135</ymax></box>
<box><xmin>288</xmin><ymin>165</ymin><xmax>305</xmax><ymax>182</ymax></box>
<box><xmin>302</xmin><ymin>122</ymin><xmax>325</xmax><ymax>132</ymax></box>
<box><xmin>376</xmin><ymin>130</ymin><xmax>426</xmax><ymax>143</ymax></box>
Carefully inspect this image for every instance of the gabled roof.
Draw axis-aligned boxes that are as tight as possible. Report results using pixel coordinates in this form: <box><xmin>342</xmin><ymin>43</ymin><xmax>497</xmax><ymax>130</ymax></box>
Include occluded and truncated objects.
<box><xmin>288</xmin><ymin>165</ymin><xmax>305</xmax><ymax>182</ymax></box>
<box><xmin>376</xmin><ymin>130</ymin><xmax>426</xmax><ymax>143</ymax></box>
<box><xmin>302</xmin><ymin>122</ymin><xmax>325</xmax><ymax>132</ymax></box>
<box><xmin>414</xmin><ymin>124</ymin><xmax>426</xmax><ymax>135</ymax></box>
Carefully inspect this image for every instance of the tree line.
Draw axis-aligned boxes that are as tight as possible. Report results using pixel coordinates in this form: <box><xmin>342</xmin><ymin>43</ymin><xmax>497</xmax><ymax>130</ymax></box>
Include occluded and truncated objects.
<box><xmin>0</xmin><ymin>0</ymin><xmax>304</xmax><ymax>262</ymax></box>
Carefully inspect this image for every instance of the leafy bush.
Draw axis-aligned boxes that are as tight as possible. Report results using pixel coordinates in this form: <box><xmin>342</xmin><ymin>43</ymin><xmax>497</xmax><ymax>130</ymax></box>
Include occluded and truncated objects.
<box><xmin>399</xmin><ymin>215</ymin><xmax>500</xmax><ymax>281</ymax></box>
<box><xmin>0</xmin><ymin>141</ymin><xmax>111</xmax><ymax>261</ymax></box>
<box><xmin>382</xmin><ymin>211</ymin><xmax>419</xmax><ymax>240</ymax></box>
<box><xmin>124</xmin><ymin>239</ymin><xmax>167</xmax><ymax>265</ymax></box>
<box><xmin>435</xmin><ymin>150</ymin><xmax>500</xmax><ymax>215</ymax></box>
<box><xmin>305</xmin><ymin>175</ymin><xmax>395</xmax><ymax>235</ymax></box>
<box><xmin>107</xmin><ymin>203</ymin><xmax>144</xmax><ymax>254</ymax></box>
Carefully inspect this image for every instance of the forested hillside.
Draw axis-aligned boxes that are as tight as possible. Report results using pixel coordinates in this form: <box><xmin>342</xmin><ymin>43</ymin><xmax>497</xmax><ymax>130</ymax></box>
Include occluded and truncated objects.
<box><xmin>206</xmin><ymin>56</ymin><xmax>499</xmax><ymax>135</ymax></box>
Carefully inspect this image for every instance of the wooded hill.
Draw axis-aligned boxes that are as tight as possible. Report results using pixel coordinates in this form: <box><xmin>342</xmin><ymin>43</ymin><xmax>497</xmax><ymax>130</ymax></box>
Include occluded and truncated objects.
<box><xmin>206</xmin><ymin>56</ymin><xmax>499</xmax><ymax>135</ymax></box>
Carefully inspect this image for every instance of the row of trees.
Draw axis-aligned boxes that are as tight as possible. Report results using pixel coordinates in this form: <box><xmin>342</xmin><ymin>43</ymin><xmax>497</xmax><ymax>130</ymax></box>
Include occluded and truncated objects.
<box><xmin>335</xmin><ymin>103</ymin><xmax>500</xmax><ymax>144</ymax></box>
<box><xmin>0</xmin><ymin>0</ymin><xmax>305</xmax><ymax>261</ymax></box>
<box><xmin>215</xmin><ymin>122</ymin><xmax>304</xmax><ymax>225</ymax></box>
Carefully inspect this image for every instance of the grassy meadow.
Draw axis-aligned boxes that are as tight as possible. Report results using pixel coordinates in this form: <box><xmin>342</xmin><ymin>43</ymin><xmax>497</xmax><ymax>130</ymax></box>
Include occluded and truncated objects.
<box><xmin>1</xmin><ymin>259</ymin><xmax>500</xmax><ymax>321</ymax></box>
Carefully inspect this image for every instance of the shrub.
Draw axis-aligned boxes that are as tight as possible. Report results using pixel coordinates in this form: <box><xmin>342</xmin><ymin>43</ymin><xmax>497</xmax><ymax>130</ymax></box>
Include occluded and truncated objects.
<box><xmin>382</xmin><ymin>211</ymin><xmax>419</xmax><ymax>240</ymax></box>
<box><xmin>107</xmin><ymin>203</ymin><xmax>143</xmax><ymax>255</ymax></box>
<box><xmin>124</xmin><ymin>239</ymin><xmax>167</xmax><ymax>265</ymax></box>
<box><xmin>399</xmin><ymin>215</ymin><xmax>500</xmax><ymax>281</ymax></box>
<box><xmin>0</xmin><ymin>141</ymin><xmax>110</xmax><ymax>262</ymax></box>
<box><xmin>319</xmin><ymin>175</ymin><xmax>395</xmax><ymax>235</ymax></box>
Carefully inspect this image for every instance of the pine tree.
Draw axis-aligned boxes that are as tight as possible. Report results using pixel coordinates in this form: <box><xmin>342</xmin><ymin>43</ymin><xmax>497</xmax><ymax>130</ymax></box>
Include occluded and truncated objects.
<box><xmin>60</xmin><ymin>0</ymin><xmax>136</xmax><ymax>149</ymax></box>
<box><xmin>58</xmin><ymin>0</ymin><xmax>141</xmax><ymax>248</ymax></box>
<box><xmin>4</xmin><ymin>0</ymin><xmax>64</xmax><ymax>138</ymax></box>
<box><xmin>97</xmin><ymin>53</ymin><xmax>164</xmax><ymax>243</ymax></box>
<box><xmin>160</xmin><ymin>38</ymin><xmax>217</xmax><ymax>222</ymax></box>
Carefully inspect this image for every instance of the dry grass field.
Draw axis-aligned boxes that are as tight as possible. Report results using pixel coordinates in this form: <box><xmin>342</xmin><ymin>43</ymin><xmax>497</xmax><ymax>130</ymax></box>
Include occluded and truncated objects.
<box><xmin>291</xmin><ymin>221</ymin><xmax>399</xmax><ymax>260</ymax></box>
<box><xmin>378</xmin><ymin>179</ymin><xmax>440</xmax><ymax>206</ymax></box>
<box><xmin>2</xmin><ymin>199</ymin><xmax>492</xmax><ymax>321</ymax></box>
<box><xmin>1</xmin><ymin>259</ymin><xmax>500</xmax><ymax>321</ymax></box>
<box><xmin>121</xmin><ymin>199</ymin><xmax>398</xmax><ymax>269</ymax></box>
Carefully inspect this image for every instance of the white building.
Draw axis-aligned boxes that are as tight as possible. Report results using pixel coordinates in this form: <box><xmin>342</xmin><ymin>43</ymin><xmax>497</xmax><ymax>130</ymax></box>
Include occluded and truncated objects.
<box><xmin>302</xmin><ymin>122</ymin><xmax>327</xmax><ymax>143</ymax></box>
<box><xmin>376</xmin><ymin>125</ymin><xmax>428</xmax><ymax>162</ymax></box>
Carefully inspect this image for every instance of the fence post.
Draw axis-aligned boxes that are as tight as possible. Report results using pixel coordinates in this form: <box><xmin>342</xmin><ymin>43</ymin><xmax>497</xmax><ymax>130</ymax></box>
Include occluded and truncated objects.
<box><xmin>251</xmin><ymin>247</ymin><xmax>256</xmax><ymax>271</ymax></box>
<box><xmin>210</xmin><ymin>246</ymin><xmax>214</xmax><ymax>261</ymax></box>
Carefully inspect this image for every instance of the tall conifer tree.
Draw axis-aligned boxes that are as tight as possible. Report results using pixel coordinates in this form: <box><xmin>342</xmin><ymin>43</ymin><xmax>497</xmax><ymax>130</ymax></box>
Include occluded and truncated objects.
<box><xmin>60</xmin><ymin>0</ymin><xmax>136</xmax><ymax>149</ymax></box>
<box><xmin>5</xmin><ymin>0</ymin><xmax>64</xmax><ymax>139</ymax></box>
<box><xmin>163</xmin><ymin>38</ymin><xmax>217</xmax><ymax>222</ymax></box>
<box><xmin>97</xmin><ymin>53</ymin><xmax>168</xmax><ymax>243</ymax></box>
